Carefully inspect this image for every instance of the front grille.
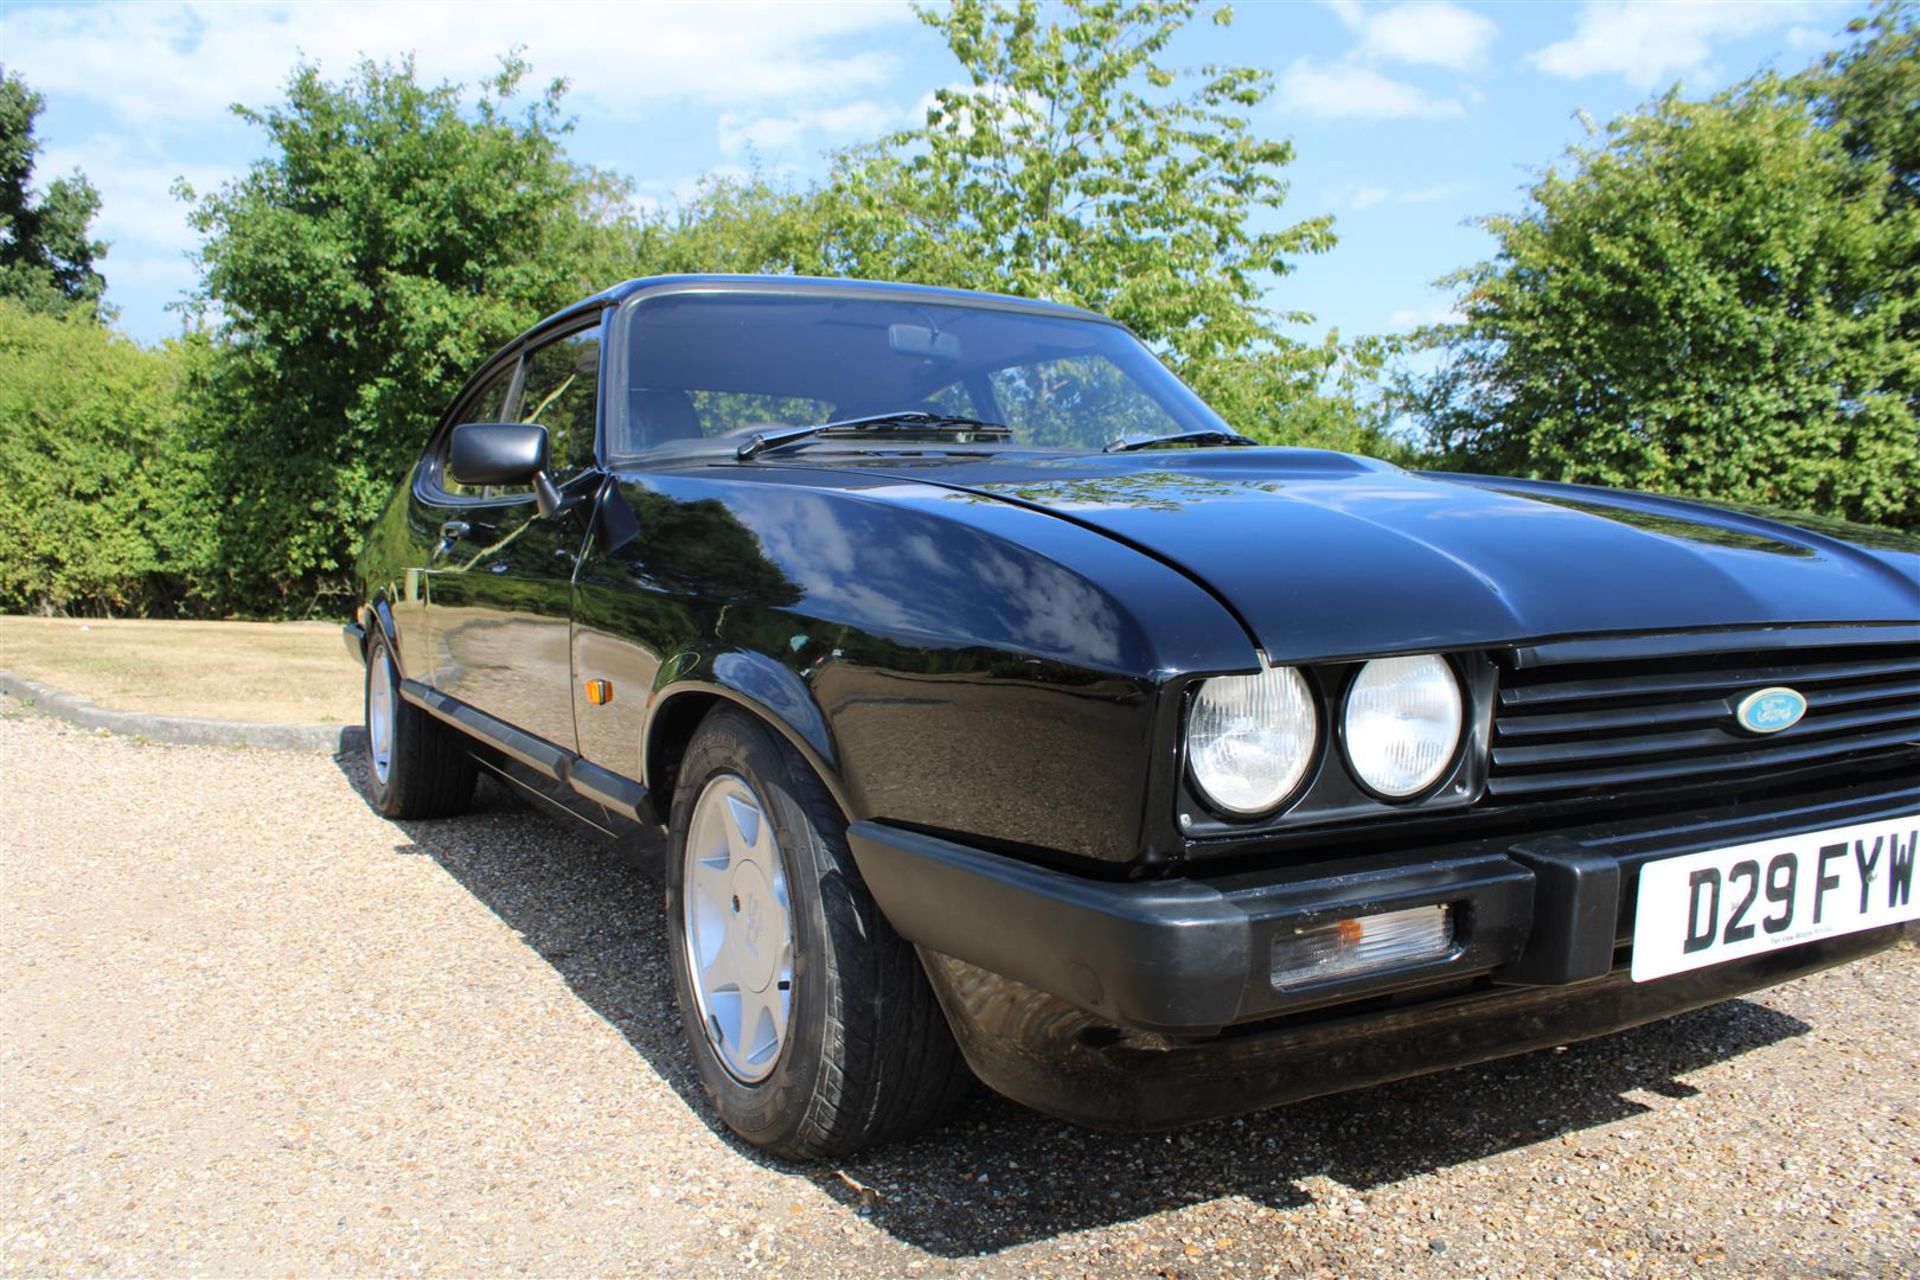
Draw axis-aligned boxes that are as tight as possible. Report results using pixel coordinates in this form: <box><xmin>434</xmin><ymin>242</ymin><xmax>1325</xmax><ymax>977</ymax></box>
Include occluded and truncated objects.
<box><xmin>1488</xmin><ymin>626</ymin><xmax>1920</xmax><ymax>801</ymax></box>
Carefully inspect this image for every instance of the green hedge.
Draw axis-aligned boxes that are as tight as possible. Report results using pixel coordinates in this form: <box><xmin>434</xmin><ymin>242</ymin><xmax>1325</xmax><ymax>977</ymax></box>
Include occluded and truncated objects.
<box><xmin>0</xmin><ymin>300</ymin><xmax>217</xmax><ymax>614</ymax></box>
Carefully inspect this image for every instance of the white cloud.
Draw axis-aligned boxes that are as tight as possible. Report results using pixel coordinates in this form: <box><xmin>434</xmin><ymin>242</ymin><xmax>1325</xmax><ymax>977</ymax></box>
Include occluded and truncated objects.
<box><xmin>35</xmin><ymin>136</ymin><xmax>229</xmax><ymax>320</ymax></box>
<box><xmin>1389</xmin><ymin>303</ymin><xmax>1463</xmax><ymax>329</ymax></box>
<box><xmin>1325</xmin><ymin>0</ymin><xmax>1366</xmax><ymax>29</ymax></box>
<box><xmin>1354</xmin><ymin>3</ymin><xmax>1497</xmax><ymax>71</ymax></box>
<box><xmin>38</xmin><ymin>137</ymin><xmax>228</xmax><ymax>255</ymax></box>
<box><xmin>0</xmin><ymin>1</ymin><xmax>914</xmax><ymax>122</ymax></box>
<box><xmin>1278</xmin><ymin>60</ymin><xmax>1466</xmax><ymax>120</ymax></box>
<box><xmin>1330</xmin><ymin>179</ymin><xmax>1476</xmax><ymax>212</ymax></box>
<box><xmin>1288</xmin><ymin>3</ymin><xmax>1492</xmax><ymax>123</ymax></box>
<box><xmin>1530</xmin><ymin>1</ymin><xmax>1816</xmax><ymax>90</ymax></box>
<box><xmin>636</xmin><ymin>163</ymin><xmax>756</xmax><ymax>210</ymax></box>
<box><xmin>718</xmin><ymin>101</ymin><xmax>900</xmax><ymax>156</ymax></box>
<box><xmin>1399</xmin><ymin>180</ymin><xmax>1475</xmax><ymax>205</ymax></box>
<box><xmin>1783</xmin><ymin>24</ymin><xmax>1837</xmax><ymax>56</ymax></box>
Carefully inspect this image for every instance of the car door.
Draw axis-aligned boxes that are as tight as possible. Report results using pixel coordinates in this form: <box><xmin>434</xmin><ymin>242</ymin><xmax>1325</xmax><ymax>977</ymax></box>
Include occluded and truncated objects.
<box><xmin>418</xmin><ymin>319</ymin><xmax>606</xmax><ymax>751</ymax></box>
<box><xmin>387</xmin><ymin>354</ymin><xmax>520</xmax><ymax>685</ymax></box>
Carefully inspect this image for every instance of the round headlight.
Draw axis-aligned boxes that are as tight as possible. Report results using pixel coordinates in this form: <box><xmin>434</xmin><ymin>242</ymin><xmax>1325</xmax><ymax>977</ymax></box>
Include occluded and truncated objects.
<box><xmin>1342</xmin><ymin>655</ymin><xmax>1464</xmax><ymax>799</ymax></box>
<box><xmin>1187</xmin><ymin>666</ymin><xmax>1317</xmax><ymax>816</ymax></box>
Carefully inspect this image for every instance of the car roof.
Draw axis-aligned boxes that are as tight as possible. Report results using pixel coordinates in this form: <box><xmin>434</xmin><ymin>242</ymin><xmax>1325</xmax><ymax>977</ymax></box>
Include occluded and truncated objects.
<box><xmin>528</xmin><ymin>274</ymin><xmax>1123</xmax><ymax>336</ymax></box>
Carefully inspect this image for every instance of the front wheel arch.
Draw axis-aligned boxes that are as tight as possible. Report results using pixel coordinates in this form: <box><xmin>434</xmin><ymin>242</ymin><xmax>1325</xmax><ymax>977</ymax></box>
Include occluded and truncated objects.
<box><xmin>643</xmin><ymin>680</ymin><xmax>855</xmax><ymax>829</ymax></box>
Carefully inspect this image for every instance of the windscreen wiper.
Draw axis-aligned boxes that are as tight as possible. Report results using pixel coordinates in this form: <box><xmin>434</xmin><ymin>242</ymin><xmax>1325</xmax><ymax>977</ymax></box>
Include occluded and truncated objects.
<box><xmin>738</xmin><ymin>411</ymin><xmax>1013</xmax><ymax>460</ymax></box>
<box><xmin>1103</xmin><ymin>429</ymin><xmax>1259</xmax><ymax>453</ymax></box>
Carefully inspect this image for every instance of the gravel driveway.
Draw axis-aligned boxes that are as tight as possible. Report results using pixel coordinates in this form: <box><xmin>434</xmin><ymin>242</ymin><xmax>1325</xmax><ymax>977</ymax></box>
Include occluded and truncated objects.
<box><xmin>3</xmin><ymin>706</ymin><xmax>1915</xmax><ymax>1277</ymax></box>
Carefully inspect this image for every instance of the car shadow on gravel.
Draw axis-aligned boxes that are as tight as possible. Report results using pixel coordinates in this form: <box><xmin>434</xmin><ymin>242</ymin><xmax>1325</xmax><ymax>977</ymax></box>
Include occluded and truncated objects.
<box><xmin>336</xmin><ymin>754</ymin><xmax>1812</xmax><ymax>1259</ymax></box>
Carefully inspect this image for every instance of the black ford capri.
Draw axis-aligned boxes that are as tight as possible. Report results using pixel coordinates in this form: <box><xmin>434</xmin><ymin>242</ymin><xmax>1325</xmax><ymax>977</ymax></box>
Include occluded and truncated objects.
<box><xmin>346</xmin><ymin>274</ymin><xmax>1920</xmax><ymax>1158</ymax></box>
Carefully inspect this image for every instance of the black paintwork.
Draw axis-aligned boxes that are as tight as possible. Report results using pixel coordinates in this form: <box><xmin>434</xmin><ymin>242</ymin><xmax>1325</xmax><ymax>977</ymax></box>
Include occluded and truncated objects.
<box><xmin>350</xmin><ymin>275</ymin><xmax>1920</xmax><ymax>1130</ymax></box>
<box><xmin>356</xmin><ymin>274</ymin><xmax>1919</xmax><ymax>869</ymax></box>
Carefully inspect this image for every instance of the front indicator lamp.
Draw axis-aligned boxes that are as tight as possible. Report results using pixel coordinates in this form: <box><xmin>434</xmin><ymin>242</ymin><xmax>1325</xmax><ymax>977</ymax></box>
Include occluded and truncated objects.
<box><xmin>1270</xmin><ymin>904</ymin><xmax>1455</xmax><ymax>989</ymax></box>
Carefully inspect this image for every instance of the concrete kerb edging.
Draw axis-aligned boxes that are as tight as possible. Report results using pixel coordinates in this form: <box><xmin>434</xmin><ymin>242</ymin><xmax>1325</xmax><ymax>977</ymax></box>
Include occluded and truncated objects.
<box><xmin>0</xmin><ymin>669</ymin><xmax>367</xmax><ymax>754</ymax></box>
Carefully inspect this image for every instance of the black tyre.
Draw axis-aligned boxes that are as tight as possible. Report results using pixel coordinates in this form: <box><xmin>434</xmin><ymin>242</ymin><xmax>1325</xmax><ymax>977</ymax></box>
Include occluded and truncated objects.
<box><xmin>665</xmin><ymin>705</ymin><xmax>971</xmax><ymax>1158</ymax></box>
<box><xmin>363</xmin><ymin>630</ymin><xmax>476</xmax><ymax>820</ymax></box>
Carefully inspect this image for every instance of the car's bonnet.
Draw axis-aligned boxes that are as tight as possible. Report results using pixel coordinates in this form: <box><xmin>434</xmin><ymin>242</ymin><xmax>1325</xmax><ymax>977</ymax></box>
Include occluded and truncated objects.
<box><xmin>844</xmin><ymin>449</ymin><xmax>1920</xmax><ymax>663</ymax></box>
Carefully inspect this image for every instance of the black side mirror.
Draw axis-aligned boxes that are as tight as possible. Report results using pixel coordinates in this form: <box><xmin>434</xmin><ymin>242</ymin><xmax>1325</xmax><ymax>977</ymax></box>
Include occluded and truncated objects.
<box><xmin>448</xmin><ymin>422</ymin><xmax>549</xmax><ymax>486</ymax></box>
<box><xmin>448</xmin><ymin>421</ymin><xmax>576</xmax><ymax>518</ymax></box>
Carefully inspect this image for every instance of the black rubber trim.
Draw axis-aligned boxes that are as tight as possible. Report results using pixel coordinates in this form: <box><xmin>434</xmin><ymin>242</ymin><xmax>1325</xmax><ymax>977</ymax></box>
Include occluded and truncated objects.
<box><xmin>1511</xmin><ymin>623</ymin><xmax>1920</xmax><ymax>668</ymax></box>
<box><xmin>401</xmin><ymin>679</ymin><xmax>568</xmax><ymax>776</ymax></box>
<box><xmin>846</xmin><ymin>821</ymin><xmax>1535</xmax><ymax>1033</ymax></box>
<box><xmin>1498</xmin><ymin>837</ymin><xmax>1622</xmax><ymax>985</ymax></box>
<box><xmin>569</xmin><ymin>758</ymin><xmax>650</xmax><ymax>821</ymax></box>
<box><xmin>397</xmin><ymin>677</ymin><xmax>653</xmax><ymax>822</ymax></box>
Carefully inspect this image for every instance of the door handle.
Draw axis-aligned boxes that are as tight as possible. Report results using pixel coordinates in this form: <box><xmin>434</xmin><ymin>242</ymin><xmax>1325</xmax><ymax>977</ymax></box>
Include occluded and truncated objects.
<box><xmin>431</xmin><ymin>519</ymin><xmax>470</xmax><ymax>563</ymax></box>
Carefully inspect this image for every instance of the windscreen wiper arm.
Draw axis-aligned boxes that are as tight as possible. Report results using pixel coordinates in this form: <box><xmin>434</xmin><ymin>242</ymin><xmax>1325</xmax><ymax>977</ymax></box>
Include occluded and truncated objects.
<box><xmin>1103</xmin><ymin>429</ymin><xmax>1259</xmax><ymax>453</ymax></box>
<box><xmin>738</xmin><ymin>411</ymin><xmax>1013</xmax><ymax>460</ymax></box>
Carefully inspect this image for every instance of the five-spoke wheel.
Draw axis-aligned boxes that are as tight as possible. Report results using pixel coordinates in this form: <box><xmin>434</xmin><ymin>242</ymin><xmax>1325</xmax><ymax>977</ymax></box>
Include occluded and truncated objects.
<box><xmin>681</xmin><ymin>774</ymin><xmax>795</xmax><ymax>1083</ymax></box>
<box><xmin>360</xmin><ymin>628</ymin><xmax>474</xmax><ymax>819</ymax></box>
<box><xmin>664</xmin><ymin>704</ymin><xmax>971</xmax><ymax>1158</ymax></box>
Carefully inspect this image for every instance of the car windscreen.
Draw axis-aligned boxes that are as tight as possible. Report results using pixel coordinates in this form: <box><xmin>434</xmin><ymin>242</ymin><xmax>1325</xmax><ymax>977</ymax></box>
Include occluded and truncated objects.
<box><xmin>611</xmin><ymin>292</ymin><xmax>1231</xmax><ymax>456</ymax></box>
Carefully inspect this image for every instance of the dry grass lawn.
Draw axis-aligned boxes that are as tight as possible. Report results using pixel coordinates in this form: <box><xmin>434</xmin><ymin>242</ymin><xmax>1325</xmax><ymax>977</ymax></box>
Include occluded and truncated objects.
<box><xmin>0</xmin><ymin>616</ymin><xmax>361</xmax><ymax>724</ymax></box>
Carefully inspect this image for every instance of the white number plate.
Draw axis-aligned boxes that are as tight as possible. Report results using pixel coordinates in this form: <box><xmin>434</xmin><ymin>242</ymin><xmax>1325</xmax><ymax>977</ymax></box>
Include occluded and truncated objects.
<box><xmin>1631</xmin><ymin>814</ymin><xmax>1920</xmax><ymax>982</ymax></box>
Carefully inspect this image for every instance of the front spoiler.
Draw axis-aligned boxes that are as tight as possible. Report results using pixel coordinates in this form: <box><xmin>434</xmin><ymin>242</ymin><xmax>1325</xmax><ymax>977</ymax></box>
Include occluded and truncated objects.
<box><xmin>917</xmin><ymin>926</ymin><xmax>1904</xmax><ymax>1131</ymax></box>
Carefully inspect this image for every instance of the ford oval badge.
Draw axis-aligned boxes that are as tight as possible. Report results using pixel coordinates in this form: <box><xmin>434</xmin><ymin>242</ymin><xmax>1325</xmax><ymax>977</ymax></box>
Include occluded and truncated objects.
<box><xmin>1734</xmin><ymin>686</ymin><xmax>1808</xmax><ymax>734</ymax></box>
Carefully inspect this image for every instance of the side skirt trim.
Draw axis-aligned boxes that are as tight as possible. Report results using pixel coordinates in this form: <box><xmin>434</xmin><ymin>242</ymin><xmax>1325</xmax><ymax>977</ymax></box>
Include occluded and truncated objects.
<box><xmin>398</xmin><ymin>677</ymin><xmax>654</xmax><ymax>823</ymax></box>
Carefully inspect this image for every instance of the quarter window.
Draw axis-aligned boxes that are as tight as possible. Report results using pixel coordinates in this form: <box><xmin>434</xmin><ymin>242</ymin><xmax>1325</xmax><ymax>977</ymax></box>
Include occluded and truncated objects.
<box><xmin>517</xmin><ymin>327</ymin><xmax>601</xmax><ymax>480</ymax></box>
<box><xmin>437</xmin><ymin>360</ymin><xmax>519</xmax><ymax>498</ymax></box>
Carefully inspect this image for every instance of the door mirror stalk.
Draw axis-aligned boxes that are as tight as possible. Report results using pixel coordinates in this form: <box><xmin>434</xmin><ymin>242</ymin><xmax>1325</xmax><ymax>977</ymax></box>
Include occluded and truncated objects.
<box><xmin>533</xmin><ymin>470</ymin><xmax>567</xmax><ymax>520</ymax></box>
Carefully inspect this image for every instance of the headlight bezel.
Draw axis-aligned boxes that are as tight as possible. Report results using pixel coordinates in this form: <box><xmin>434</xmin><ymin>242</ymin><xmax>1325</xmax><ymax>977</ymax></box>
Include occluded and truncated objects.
<box><xmin>1337</xmin><ymin>653</ymin><xmax>1469</xmax><ymax>803</ymax></box>
<box><xmin>1174</xmin><ymin>650</ymin><xmax>1490</xmax><ymax>836</ymax></box>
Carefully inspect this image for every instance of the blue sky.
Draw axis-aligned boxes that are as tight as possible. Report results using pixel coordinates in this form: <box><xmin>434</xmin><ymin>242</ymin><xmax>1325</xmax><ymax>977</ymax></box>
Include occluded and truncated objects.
<box><xmin>2</xmin><ymin>0</ymin><xmax>1867</xmax><ymax>349</ymax></box>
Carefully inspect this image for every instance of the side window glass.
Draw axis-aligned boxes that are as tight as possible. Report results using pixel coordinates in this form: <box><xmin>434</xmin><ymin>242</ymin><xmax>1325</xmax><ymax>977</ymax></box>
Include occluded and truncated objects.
<box><xmin>437</xmin><ymin>361</ymin><xmax>519</xmax><ymax>499</ymax></box>
<box><xmin>518</xmin><ymin>327</ymin><xmax>601</xmax><ymax>480</ymax></box>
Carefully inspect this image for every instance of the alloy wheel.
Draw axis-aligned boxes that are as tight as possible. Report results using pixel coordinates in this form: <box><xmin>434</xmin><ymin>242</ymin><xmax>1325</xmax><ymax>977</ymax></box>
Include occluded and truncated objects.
<box><xmin>681</xmin><ymin>773</ymin><xmax>795</xmax><ymax>1083</ymax></box>
<box><xmin>367</xmin><ymin>647</ymin><xmax>395</xmax><ymax>787</ymax></box>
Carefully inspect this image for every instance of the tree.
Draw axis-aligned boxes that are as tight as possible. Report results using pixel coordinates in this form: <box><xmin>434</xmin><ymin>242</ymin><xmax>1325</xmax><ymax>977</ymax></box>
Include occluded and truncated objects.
<box><xmin>1801</xmin><ymin>1</ymin><xmax>1917</xmax><ymax>212</ymax></box>
<box><xmin>0</xmin><ymin>69</ymin><xmax>107</xmax><ymax>320</ymax></box>
<box><xmin>1797</xmin><ymin>0</ymin><xmax>1920</xmax><ymax>418</ymax></box>
<box><xmin>645</xmin><ymin>170</ymin><xmax>834</xmax><ymax>277</ymax></box>
<box><xmin>1408</xmin><ymin>76</ymin><xmax>1919</xmax><ymax>528</ymax></box>
<box><xmin>803</xmin><ymin>1</ymin><xmax>1397</xmax><ymax>453</ymax></box>
<box><xmin>184</xmin><ymin>55</ymin><xmax>639</xmax><ymax>606</ymax></box>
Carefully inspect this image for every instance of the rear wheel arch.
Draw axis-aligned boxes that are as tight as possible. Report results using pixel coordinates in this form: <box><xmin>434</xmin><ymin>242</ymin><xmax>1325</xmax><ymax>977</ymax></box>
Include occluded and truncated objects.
<box><xmin>353</xmin><ymin>595</ymin><xmax>404</xmax><ymax>676</ymax></box>
<box><xmin>361</xmin><ymin>626</ymin><xmax>475</xmax><ymax>819</ymax></box>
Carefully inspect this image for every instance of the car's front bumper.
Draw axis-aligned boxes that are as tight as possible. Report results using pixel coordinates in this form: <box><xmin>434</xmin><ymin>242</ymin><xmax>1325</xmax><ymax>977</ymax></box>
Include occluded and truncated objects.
<box><xmin>846</xmin><ymin>776</ymin><xmax>1919</xmax><ymax>1129</ymax></box>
